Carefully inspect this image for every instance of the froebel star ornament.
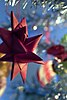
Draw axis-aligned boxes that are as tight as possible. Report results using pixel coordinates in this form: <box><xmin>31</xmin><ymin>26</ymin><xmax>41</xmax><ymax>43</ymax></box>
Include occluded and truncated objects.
<box><xmin>0</xmin><ymin>11</ymin><xmax>43</xmax><ymax>82</ymax></box>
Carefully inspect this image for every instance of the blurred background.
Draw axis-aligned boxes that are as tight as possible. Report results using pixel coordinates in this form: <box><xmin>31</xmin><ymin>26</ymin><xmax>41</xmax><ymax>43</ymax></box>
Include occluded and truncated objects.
<box><xmin>0</xmin><ymin>0</ymin><xmax>67</xmax><ymax>100</ymax></box>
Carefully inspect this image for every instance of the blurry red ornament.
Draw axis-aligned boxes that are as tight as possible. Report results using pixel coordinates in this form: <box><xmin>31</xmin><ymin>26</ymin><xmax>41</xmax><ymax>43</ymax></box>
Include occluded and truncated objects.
<box><xmin>47</xmin><ymin>45</ymin><xmax>65</xmax><ymax>56</ymax></box>
<box><xmin>47</xmin><ymin>44</ymin><xmax>67</xmax><ymax>61</ymax></box>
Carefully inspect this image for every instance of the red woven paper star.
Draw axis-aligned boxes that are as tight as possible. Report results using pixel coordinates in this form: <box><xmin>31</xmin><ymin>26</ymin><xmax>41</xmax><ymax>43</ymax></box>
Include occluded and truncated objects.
<box><xmin>0</xmin><ymin>11</ymin><xmax>43</xmax><ymax>81</ymax></box>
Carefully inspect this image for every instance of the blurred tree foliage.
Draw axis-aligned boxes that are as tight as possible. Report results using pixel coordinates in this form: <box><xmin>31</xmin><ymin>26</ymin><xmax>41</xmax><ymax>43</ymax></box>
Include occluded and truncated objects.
<box><xmin>60</xmin><ymin>34</ymin><xmax>67</xmax><ymax>50</ymax></box>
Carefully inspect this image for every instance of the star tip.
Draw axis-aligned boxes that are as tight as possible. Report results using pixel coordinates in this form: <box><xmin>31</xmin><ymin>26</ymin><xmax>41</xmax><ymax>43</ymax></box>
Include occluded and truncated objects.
<box><xmin>22</xmin><ymin>17</ymin><xmax>26</xmax><ymax>21</ymax></box>
<box><xmin>39</xmin><ymin>61</ymin><xmax>45</xmax><ymax>65</ymax></box>
<box><xmin>11</xmin><ymin>76</ymin><xmax>14</xmax><ymax>81</ymax></box>
<box><xmin>11</xmin><ymin>74</ymin><xmax>13</xmax><ymax>80</ymax></box>
<box><xmin>23</xmin><ymin>17</ymin><xmax>26</xmax><ymax>19</ymax></box>
<box><xmin>39</xmin><ymin>34</ymin><xmax>43</xmax><ymax>37</ymax></box>
<box><xmin>11</xmin><ymin>11</ymin><xmax>13</xmax><ymax>13</ymax></box>
<box><xmin>10</xmin><ymin>77</ymin><xmax>12</xmax><ymax>80</ymax></box>
<box><xmin>11</xmin><ymin>11</ymin><xmax>15</xmax><ymax>15</ymax></box>
<box><xmin>42</xmin><ymin>61</ymin><xmax>45</xmax><ymax>65</ymax></box>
